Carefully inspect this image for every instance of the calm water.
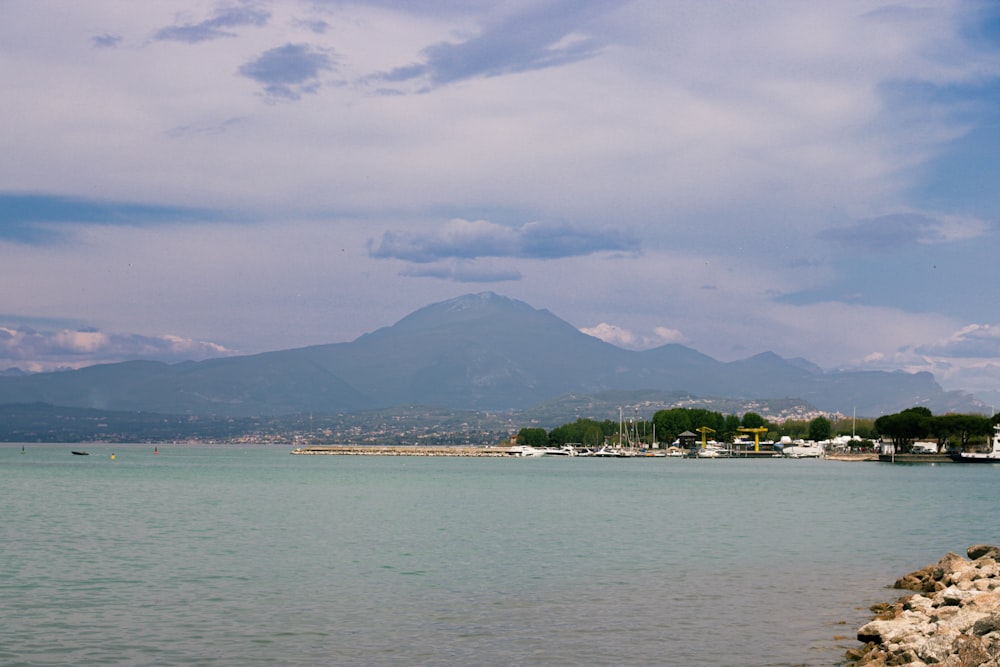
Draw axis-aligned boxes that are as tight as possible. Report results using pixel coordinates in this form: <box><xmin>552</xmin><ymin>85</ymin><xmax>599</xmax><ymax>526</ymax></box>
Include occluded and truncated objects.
<box><xmin>2</xmin><ymin>445</ymin><xmax>997</xmax><ymax>666</ymax></box>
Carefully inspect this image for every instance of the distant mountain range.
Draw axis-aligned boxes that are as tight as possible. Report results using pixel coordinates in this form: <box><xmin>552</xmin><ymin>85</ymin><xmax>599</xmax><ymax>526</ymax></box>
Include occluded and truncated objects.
<box><xmin>0</xmin><ymin>292</ymin><xmax>985</xmax><ymax>418</ymax></box>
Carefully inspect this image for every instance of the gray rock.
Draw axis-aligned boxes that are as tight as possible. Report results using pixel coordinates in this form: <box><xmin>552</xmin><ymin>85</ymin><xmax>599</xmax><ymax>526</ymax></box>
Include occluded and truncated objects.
<box><xmin>850</xmin><ymin>545</ymin><xmax>1000</xmax><ymax>666</ymax></box>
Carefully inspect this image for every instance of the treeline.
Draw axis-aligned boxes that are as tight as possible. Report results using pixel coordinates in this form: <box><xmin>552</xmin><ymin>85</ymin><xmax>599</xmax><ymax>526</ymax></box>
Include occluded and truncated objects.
<box><xmin>517</xmin><ymin>408</ymin><xmax>870</xmax><ymax>448</ymax></box>
<box><xmin>875</xmin><ymin>407</ymin><xmax>1000</xmax><ymax>453</ymax></box>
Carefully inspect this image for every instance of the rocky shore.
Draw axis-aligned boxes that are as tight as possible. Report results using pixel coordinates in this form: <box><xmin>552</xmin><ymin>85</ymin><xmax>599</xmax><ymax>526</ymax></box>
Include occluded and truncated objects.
<box><xmin>849</xmin><ymin>544</ymin><xmax>1000</xmax><ymax>666</ymax></box>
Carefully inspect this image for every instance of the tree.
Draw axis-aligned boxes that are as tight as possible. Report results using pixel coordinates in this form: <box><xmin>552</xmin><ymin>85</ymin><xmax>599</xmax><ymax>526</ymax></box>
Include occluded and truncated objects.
<box><xmin>775</xmin><ymin>419</ymin><xmax>808</xmax><ymax>439</ymax></box>
<box><xmin>723</xmin><ymin>414</ymin><xmax>741</xmax><ymax>442</ymax></box>
<box><xmin>741</xmin><ymin>412</ymin><xmax>767</xmax><ymax>429</ymax></box>
<box><xmin>930</xmin><ymin>414</ymin><xmax>992</xmax><ymax>449</ymax></box>
<box><xmin>653</xmin><ymin>408</ymin><xmax>692</xmax><ymax>443</ymax></box>
<box><xmin>549</xmin><ymin>418</ymin><xmax>606</xmax><ymax>447</ymax></box>
<box><xmin>875</xmin><ymin>408</ymin><xmax>932</xmax><ymax>453</ymax></box>
<box><xmin>807</xmin><ymin>416</ymin><xmax>832</xmax><ymax>442</ymax></box>
<box><xmin>517</xmin><ymin>427</ymin><xmax>548</xmax><ymax>447</ymax></box>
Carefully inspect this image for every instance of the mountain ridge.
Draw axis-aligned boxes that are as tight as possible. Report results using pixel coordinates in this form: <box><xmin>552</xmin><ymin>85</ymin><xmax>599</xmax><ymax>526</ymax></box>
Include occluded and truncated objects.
<box><xmin>0</xmin><ymin>292</ymin><xmax>985</xmax><ymax>418</ymax></box>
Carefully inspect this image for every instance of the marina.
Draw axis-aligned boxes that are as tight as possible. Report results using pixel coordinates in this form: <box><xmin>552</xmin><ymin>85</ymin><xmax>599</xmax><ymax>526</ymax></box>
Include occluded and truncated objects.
<box><xmin>291</xmin><ymin>444</ymin><xmax>795</xmax><ymax>457</ymax></box>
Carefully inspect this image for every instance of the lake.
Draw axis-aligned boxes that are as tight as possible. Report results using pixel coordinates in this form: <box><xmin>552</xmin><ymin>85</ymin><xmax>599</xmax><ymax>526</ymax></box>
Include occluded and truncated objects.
<box><xmin>2</xmin><ymin>444</ymin><xmax>996</xmax><ymax>666</ymax></box>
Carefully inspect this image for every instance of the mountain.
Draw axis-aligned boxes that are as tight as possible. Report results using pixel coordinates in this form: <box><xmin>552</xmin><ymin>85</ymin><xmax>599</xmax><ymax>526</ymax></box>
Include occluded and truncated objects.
<box><xmin>0</xmin><ymin>292</ymin><xmax>985</xmax><ymax>418</ymax></box>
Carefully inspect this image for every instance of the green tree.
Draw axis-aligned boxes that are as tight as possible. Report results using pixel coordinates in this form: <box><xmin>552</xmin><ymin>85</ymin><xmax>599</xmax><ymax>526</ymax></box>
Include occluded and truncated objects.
<box><xmin>723</xmin><ymin>414</ymin><xmax>741</xmax><ymax>442</ymax></box>
<box><xmin>516</xmin><ymin>427</ymin><xmax>548</xmax><ymax>447</ymax></box>
<box><xmin>930</xmin><ymin>414</ymin><xmax>992</xmax><ymax>449</ymax></box>
<box><xmin>775</xmin><ymin>419</ymin><xmax>808</xmax><ymax>439</ymax></box>
<box><xmin>688</xmin><ymin>409</ymin><xmax>725</xmax><ymax>436</ymax></box>
<box><xmin>549</xmin><ymin>418</ymin><xmax>606</xmax><ymax>447</ymax></box>
<box><xmin>741</xmin><ymin>412</ymin><xmax>767</xmax><ymax>429</ymax></box>
<box><xmin>652</xmin><ymin>408</ymin><xmax>692</xmax><ymax>443</ymax></box>
<box><xmin>807</xmin><ymin>416</ymin><xmax>832</xmax><ymax>442</ymax></box>
<box><xmin>875</xmin><ymin>408</ymin><xmax>932</xmax><ymax>453</ymax></box>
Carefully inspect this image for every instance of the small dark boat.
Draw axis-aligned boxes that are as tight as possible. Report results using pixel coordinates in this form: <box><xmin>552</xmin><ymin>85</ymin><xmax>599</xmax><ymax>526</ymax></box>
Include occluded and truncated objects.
<box><xmin>71</xmin><ymin>451</ymin><xmax>90</xmax><ymax>456</ymax></box>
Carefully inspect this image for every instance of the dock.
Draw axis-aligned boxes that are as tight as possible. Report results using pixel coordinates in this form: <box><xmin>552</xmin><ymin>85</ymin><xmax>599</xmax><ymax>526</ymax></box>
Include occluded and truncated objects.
<box><xmin>290</xmin><ymin>445</ymin><xmax>514</xmax><ymax>457</ymax></box>
<box><xmin>877</xmin><ymin>453</ymin><xmax>952</xmax><ymax>463</ymax></box>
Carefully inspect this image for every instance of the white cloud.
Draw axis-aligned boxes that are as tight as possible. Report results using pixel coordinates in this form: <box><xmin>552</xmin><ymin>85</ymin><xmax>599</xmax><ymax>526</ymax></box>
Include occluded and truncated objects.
<box><xmin>0</xmin><ymin>325</ymin><xmax>233</xmax><ymax>372</ymax></box>
<box><xmin>580</xmin><ymin>322</ymin><xmax>686</xmax><ymax>350</ymax></box>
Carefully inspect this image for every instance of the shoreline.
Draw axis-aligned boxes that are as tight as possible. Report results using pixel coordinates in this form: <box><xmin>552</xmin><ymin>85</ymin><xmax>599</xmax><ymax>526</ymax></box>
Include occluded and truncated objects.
<box><xmin>290</xmin><ymin>445</ymin><xmax>892</xmax><ymax>460</ymax></box>
<box><xmin>848</xmin><ymin>544</ymin><xmax>1000</xmax><ymax>665</ymax></box>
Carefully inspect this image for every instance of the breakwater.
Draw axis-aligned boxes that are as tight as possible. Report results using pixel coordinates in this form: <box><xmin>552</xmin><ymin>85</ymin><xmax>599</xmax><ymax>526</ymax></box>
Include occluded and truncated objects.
<box><xmin>849</xmin><ymin>544</ymin><xmax>1000</xmax><ymax>665</ymax></box>
<box><xmin>290</xmin><ymin>445</ymin><xmax>513</xmax><ymax>456</ymax></box>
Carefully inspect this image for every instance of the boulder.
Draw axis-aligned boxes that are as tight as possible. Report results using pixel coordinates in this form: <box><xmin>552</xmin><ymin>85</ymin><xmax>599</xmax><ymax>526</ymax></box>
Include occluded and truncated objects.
<box><xmin>850</xmin><ymin>545</ymin><xmax>1000</xmax><ymax>666</ymax></box>
<box><xmin>968</xmin><ymin>544</ymin><xmax>1000</xmax><ymax>561</ymax></box>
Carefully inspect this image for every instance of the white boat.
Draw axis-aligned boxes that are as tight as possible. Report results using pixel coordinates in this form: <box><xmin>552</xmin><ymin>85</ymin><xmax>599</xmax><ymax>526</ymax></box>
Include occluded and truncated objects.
<box><xmin>696</xmin><ymin>443</ymin><xmax>729</xmax><ymax>458</ymax></box>
<box><xmin>949</xmin><ymin>424</ymin><xmax>1000</xmax><ymax>463</ymax></box>
<box><xmin>592</xmin><ymin>445</ymin><xmax>635</xmax><ymax>457</ymax></box>
<box><xmin>781</xmin><ymin>440</ymin><xmax>824</xmax><ymax>458</ymax></box>
<box><xmin>540</xmin><ymin>445</ymin><xmax>578</xmax><ymax>456</ymax></box>
<box><xmin>508</xmin><ymin>445</ymin><xmax>545</xmax><ymax>457</ymax></box>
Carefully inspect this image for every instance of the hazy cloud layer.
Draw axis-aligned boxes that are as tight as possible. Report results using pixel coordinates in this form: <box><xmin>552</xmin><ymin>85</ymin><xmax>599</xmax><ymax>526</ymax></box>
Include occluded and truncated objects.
<box><xmin>0</xmin><ymin>195</ymin><xmax>229</xmax><ymax>243</ymax></box>
<box><xmin>400</xmin><ymin>260</ymin><xmax>522</xmax><ymax>283</ymax></box>
<box><xmin>819</xmin><ymin>213</ymin><xmax>990</xmax><ymax>252</ymax></box>
<box><xmin>370</xmin><ymin>219</ymin><xmax>637</xmax><ymax>263</ymax></box>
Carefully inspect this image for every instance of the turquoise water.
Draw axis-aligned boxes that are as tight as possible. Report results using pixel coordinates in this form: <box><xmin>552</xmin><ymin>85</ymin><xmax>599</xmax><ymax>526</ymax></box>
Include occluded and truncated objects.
<box><xmin>2</xmin><ymin>445</ymin><xmax>997</xmax><ymax>666</ymax></box>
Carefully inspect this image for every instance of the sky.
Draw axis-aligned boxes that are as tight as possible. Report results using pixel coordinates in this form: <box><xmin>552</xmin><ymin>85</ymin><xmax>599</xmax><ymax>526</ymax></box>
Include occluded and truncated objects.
<box><xmin>1</xmin><ymin>0</ymin><xmax>1000</xmax><ymax>405</ymax></box>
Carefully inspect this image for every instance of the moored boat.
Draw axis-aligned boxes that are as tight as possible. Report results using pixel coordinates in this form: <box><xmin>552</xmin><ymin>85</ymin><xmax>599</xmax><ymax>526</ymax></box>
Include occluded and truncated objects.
<box><xmin>782</xmin><ymin>443</ymin><xmax>824</xmax><ymax>459</ymax></box>
<box><xmin>507</xmin><ymin>445</ymin><xmax>544</xmax><ymax>457</ymax></box>
<box><xmin>778</xmin><ymin>436</ymin><xmax>823</xmax><ymax>459</ymax></box>
<box><xmin>540</xmin><ymin>445</ymin><xmax>578</xmax><ymax>456</ymax></box>
<box><xmin>949</xmin><ymin>424</ymin><xmax>1000</xmax><ymax>463</ymax></box>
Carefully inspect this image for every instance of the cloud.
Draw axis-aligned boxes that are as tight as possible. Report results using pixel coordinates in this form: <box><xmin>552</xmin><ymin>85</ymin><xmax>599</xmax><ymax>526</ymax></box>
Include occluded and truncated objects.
<box><xmin>91</xmin><ymin>33</ymin><xmax>122</xmax><ymax>49</ymax></box>
<box><xmin>295</xmin><ymin>19</ymin><xmax>330</xmax><ymax>35</ymax></box>
<box><xmin>0</xmin><ymin>326</ymin><xmax>234</xmax><ymax>372</ymax></box>
<box><xmin>916</xmin><ymin>324</ymin><xmax>1000</xmax><ymax>358</ymax></box>
<box><xmin>238</xmin><ymin>43</ymin><xmax>334</xmax><ymax>99</ymax></box>
<box><xmin>0</xmin><ymin>194</ymin><xmax>230</xmax><ymax>243</ymax></box>
<box><xmin>153</xmin><ymin>3</ymin><xmax>270</xmax><ymax>43</ymax></box>
<box><xmin>400</xmin><ymin>260</ymin><xmax>522</xmax><ymax>283</ymax></box>
<box><xmin>580</xmin><ymin>323</ymin><xmax>687</xmax><ymax>350</ymax></box>
<box><xmin>165</xmin><ymin>116</ymin><xmax>249</xmax><ymax>138</ymax></box>
<box><xmin>818</xmin><ymin>212</ymin><xmax>990</xmax><ymax>252</ymax></box>
<box><xmin>377</xmin><ymin>0</ymin><xmax>615</xmax><ymax>90</ymax></box>
<box><xmin>853</xmin><ymin>323</ymin><xmax>1000</xmax><ymax>400</ymax></box>
<box><xmin>369</xmin><ymin>218</ymin><xmax>637</xmax><ymax>263</ymax></box>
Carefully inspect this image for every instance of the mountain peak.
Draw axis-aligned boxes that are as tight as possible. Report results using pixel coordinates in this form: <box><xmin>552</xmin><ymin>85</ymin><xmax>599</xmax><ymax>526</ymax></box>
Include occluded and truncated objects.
<box><xmin>439</xmin><ymin>292</ymin><xmax>530</xmax><ymax>312</ymax></box>
<box><xmin>389</xmin><ymin>292</ymin><xmax>536</xmax><ymax>330</ymax></box>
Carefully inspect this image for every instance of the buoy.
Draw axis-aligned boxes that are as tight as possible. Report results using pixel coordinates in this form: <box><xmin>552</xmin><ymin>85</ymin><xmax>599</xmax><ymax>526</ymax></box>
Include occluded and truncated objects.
<box><xmin>111</xmin><ymin>452</ymin><xmax>116</xmax><ymax>460</ymax></box>
<box><xmin>154</xmin><ymin>447</ymin><xmax>158</xmax><ymax>455</ymax></box>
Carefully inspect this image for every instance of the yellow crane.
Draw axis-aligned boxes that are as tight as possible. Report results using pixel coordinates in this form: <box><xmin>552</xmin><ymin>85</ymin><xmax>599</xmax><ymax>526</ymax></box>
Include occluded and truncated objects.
<box><xmin>696</xmin><ymin>426</ymin><xmax>715</xmax><ymax>449</ymax></box>
<box><xmin>738</xmin><ymin>426</ymin><xmax>769</xmax><ymax>452</ymax></box>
